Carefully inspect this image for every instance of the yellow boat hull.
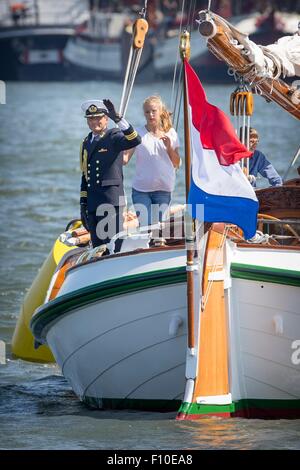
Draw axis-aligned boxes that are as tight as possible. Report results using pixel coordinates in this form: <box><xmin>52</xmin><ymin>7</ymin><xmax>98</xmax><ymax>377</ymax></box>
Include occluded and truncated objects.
<box><xmin>12</xmin><ymin>237</ymin><xmax>76</xmax><ymax>362</ymax></box>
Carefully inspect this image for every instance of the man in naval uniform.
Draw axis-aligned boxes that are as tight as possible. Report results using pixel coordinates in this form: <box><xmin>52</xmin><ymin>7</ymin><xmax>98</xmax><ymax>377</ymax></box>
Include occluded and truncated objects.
<box><xmin>80</xmin><ymin>99</ymin><xmax>141</xmax><ymax>250</ymax></box>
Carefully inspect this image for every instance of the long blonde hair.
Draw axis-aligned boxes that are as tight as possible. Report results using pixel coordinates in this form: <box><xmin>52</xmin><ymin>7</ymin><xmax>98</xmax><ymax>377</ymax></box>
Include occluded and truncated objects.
<box><xmin>143</xmin><ymin>95</ymin><xmax>173</xmax><ymax>132</ymax></box>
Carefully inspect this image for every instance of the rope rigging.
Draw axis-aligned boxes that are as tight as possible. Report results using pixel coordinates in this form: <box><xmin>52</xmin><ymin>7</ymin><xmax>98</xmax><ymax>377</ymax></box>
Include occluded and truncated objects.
<box><xmin>118</xmin><ymin>0</ymin><xmax>199</xmax><ymax>130</ymax></box>
<box><xmin>119</xmin><ymin>0</ymin><xmax>149</xmax><ymax>118</ymax></box>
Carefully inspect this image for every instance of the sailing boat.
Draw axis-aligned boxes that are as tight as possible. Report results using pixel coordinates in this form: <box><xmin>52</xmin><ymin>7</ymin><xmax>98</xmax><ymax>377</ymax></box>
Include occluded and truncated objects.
<box><xmin>12</xmin><ymin>7</ymin><xmax>300</xmax><ymax>418</ymax></box>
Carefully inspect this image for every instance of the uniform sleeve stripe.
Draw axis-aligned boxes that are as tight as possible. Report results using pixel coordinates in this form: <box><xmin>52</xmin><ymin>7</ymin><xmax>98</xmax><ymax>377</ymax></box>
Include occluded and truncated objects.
<box><xmin>125</xmin><ymin>131</ymin><xmax>138</xmax><ymax>141</ymax></box>
<box><xmin>80</xmin><ymin>191</ymin><xmax>87</xmax><ymax>197</ymax></box>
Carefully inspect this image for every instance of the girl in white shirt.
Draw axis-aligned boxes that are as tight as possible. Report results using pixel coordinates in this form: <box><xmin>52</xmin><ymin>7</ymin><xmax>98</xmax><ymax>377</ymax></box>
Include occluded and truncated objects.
<box><xmin>124</xmin><ymin>95</ymin><xmax>180</xmax><ymax>226</ymax></box>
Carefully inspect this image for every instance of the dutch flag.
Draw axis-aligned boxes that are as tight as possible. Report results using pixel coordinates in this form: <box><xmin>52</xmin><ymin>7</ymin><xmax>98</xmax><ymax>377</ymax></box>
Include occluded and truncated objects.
<box><xmin>185</xmin><ymin>60</ymin><xmax>259</xmax><ymax>240</ymax></box>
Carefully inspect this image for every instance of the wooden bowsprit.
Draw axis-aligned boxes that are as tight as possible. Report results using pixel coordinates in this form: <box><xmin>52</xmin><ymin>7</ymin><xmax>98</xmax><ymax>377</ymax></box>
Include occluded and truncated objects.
<box><xmin>197</xmin><ymin>10</ymin><xmax>300</xmax><ymax>121</ymax></box>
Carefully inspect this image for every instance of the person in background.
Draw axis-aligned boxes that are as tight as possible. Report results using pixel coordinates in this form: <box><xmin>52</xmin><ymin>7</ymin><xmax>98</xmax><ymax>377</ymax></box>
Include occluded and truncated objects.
<box><xmin>161</xmin><ymin>0</ymin><xmax>178</xmax><ymax>29</ymax></box>
<box><xmin>247</xmin><ymin>127</ymin><xmax>283</xmax><ymax>187</ymax></box>
<box><xmin>147</xmin><ymin>0</ymin><xmax>164</xmax><ymax>31</ymax></box>
<box><xmin>123</xmin><ymin>95</ymin><xmax>180</xmax><ymax>226</ymax></box>
<box><xmin>79</xmin><ymin>99</ymin><xmax>141</xmax><ymax>250</ymax></box>
<box><xmin>10</xmin><ymin>2</ymin><xmax>28</xmax><ymax>25</ymax></box>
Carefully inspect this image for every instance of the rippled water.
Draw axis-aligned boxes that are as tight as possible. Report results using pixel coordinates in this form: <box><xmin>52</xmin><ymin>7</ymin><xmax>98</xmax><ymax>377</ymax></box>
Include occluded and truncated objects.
<box><xmin>0</xmin><ymin>80</ymin><xmax>299</xmax><ymax>450</ymax></box>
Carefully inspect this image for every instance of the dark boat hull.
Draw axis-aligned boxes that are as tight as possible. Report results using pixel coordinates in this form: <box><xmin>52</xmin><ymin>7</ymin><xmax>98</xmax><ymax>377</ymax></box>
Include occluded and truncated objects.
<box><xmin>0</xmin><ymin>25</ymin><xmax>73</xmax><ymax>81</ymax></box>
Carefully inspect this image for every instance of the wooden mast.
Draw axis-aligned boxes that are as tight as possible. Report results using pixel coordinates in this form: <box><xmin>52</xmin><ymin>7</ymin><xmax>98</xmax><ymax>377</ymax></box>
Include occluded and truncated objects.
<box><xmin>177</xmin><ymin>32</ymin><xmax>231</xmax><ymax>420</ymax></box>
<box><xmin>180</xmin><ymin>31</ymin><xmax>195</xmax><ymax>351</ymax></box>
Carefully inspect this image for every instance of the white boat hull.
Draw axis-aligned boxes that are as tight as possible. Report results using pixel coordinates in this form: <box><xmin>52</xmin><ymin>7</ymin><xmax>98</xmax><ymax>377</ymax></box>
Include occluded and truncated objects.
<box><xmin>227</xmin><ymin>246</ymin><xmax>300</xmax><ymax>417</ymax></box>
<box><xmin>33</xmin><ymin>247</ymin><xmax>188</xmax><ymax>409</ymax></box>
<box><xmin>31</xmin><ymin>238</ymin><xmax>300</xmax><ymax>416</ymax></box>
<box><xmin>48</xmin><ymin>283</ymin><xmax>187</xmax><ymax>409</ymax></box>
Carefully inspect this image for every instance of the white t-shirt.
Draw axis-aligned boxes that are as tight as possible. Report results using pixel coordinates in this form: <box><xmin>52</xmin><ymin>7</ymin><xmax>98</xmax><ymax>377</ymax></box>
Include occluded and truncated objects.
<box><xmin>132</xmin><ymin>126</ymin><xmax>180</xmax><ymax>193</ymax></box>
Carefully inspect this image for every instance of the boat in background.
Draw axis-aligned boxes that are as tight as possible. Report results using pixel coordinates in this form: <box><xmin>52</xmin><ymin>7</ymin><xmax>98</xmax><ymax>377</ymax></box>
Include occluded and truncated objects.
<box><xmin>0</xmin><ymin>0</ymin><xmax>88</xmax><ymax>80</ymax></box>
<box><xmin>1</xmin><ymin>1</ymin><xmax>298</xmax><ymax>83</ymax></box>
<box><xmin>63</xmin><ymin>10</ymin><xmax>153</xmax><ymax>81</ymax></box>
<box><xmin>61</xmin><ymin>7</ymin><xmax>300</xmax><ymax>83</ymax></box>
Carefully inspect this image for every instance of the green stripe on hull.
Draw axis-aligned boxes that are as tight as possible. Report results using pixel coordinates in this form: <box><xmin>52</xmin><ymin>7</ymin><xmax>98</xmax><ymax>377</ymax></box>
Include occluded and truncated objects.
<box><xmin>178</xmin><ymin>399</ymin><xmax>300</xmax><ymax>419</ymax></box>
<box><xmin>231</xmin><ymin>263</ymin><xmax>300</xmax><ymax>287</ymax></box>
<box><xmin>31</xmin><ymin>266</ymin><xmax>187</xmax><ymax>341</ymax></box>
<box><xmin>179</xmin><ymin>401</ymin><xmax>235</xmax><ymax>415</ymax></box>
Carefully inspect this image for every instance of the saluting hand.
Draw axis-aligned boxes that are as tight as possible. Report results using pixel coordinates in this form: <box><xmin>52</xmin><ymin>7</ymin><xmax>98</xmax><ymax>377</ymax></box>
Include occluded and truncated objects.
<box><xmin>103</xmin><ymin>99</ymin><xmax>122</xmax><ymax>123</ymax></box>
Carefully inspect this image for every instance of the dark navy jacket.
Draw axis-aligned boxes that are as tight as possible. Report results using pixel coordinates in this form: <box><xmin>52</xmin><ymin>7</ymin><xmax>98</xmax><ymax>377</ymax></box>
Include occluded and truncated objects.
<box><xmin>249</xmin><ymin>150</ymin><xmax>282</xmax><ymax>187</ymax></box>
<box><xmin>80</xmin><ymin>125</ymin><xmax>141</xmax><ymax>211</ymax></box>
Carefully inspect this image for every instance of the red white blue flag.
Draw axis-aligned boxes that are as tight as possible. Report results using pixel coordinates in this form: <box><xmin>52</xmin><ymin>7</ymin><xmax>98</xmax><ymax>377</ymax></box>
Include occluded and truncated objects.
<box><xmin>185</xmin><ymin>60</ymin><xmax>258</xmax><ymax>239</ymax></box>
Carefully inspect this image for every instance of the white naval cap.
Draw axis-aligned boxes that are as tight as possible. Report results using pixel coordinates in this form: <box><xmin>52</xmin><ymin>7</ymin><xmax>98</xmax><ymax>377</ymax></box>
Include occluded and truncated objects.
<box><xmin>81</xmin><ymin>99</ymin><xmax>108</xmax><ymax>118</ymax></box>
